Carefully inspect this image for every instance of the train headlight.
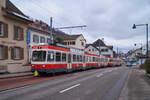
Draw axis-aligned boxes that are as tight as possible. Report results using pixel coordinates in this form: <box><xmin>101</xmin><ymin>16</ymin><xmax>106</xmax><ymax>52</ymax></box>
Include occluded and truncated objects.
<box><xmin>42</xmin><ymin>65</ymin><xmax>46</xmax><ymax>67</ymax></box>
<box><xmin>32</xmin><ymin>65</ymin><xmax>35</xmax><ymax>67</ymax></box>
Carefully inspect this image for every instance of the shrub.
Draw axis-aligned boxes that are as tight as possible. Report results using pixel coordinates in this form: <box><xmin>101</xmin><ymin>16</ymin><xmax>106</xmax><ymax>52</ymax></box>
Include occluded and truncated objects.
<box><xmin>144</xmin><ymin>59</ymin><xmax>150</xmax><ymax>74</ymax></box>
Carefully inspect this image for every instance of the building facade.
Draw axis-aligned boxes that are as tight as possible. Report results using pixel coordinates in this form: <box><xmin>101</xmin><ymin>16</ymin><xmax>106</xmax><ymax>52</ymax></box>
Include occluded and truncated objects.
<box><xmin>54</xmin><ymin>32</ymin><xmax>86</xmax><ymax>50</ymax></box>
<box><xmin>0</xmin><ymin>0</ymin><xmax>32</xmax><ymax>73</ymax></box>
<box><xmin>92</xmin><ymin>39</ymin><xmax>114</xmax><ymax>57</ymax></box>
<box><xmin>85</xmin><ymin>44</ymin><xmax>99</xmax><ymax>55</ymax></box>
<box><xmin>27</xmin><ymin>20</ymin><xmax>51</xmax><ymax>62</ymax></box>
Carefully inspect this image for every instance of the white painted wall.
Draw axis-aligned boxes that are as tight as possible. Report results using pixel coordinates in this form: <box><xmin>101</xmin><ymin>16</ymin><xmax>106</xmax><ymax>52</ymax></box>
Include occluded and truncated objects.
<box><xmin>100</xmin><ymin>46</ymin><xmax>113</xmax><ymax>57</ymax></box>
<box><xmin>64</xmin><ymin>35</ymin><xmax>86</xmax><ymax>50</ymax></box>
<box><xmin>85</xmin><ymin>45</ymin><xmax>99</xmax><ymax>55</ymax></box>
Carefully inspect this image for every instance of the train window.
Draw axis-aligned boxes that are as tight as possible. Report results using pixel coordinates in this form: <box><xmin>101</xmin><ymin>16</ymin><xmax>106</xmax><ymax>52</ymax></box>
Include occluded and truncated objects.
<box><xmin>93</xmin><ymin>57</ymin><xmax>95</xmax><ymax>62</ymax></box>
<box><xmin>47</xmin><ymin>51</ymin><xmax>54</xmax><ymax>62</ymax></box>
<box><xmin>89</xmin><ymin>57</ymin><xmax>92</xmax><ymax>62</ymax></box>
<box><xmin>86</xmin><ymin>56</ymin><xmax>88</xmax><ymax>62</ymax></box>
<box><xmin>80</xmin><ymin>55</ymin><xmax>82</xmax><ymax>62</ymax></box>
<box><xmin>83</xmin><ymin>56</ymin><xmax>85</xmax><ymax>62</ymax></box>
<box><xmin>62</xmin><ymin>53</ymin><xmax>66</xmax><ymax>62</ymax></box>
<box><xmin>77</xmin><ymin>55</ymin><xmax>80</xmax><ymax>62</ymax></box>
<box><xmin>73</xmin><ymin>54</ymin><xmax>76</xmax><ymax>62</ymax></box>
<box><xmin>32</xmin><ymin>51</ymin><xmax>46</xmax><ymax>61</ymax></box>
<box><xmin>56</xmin><ymin>52</ymin><xmax>61</xmax><ymax>62</ymax></box>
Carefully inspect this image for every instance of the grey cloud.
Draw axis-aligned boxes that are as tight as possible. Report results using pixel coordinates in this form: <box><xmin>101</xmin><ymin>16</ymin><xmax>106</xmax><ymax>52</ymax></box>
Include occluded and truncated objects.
<box><xmin>11</xmin><ymin>0</ymin><xmax>150</xmax><ymax>52</ymax></box>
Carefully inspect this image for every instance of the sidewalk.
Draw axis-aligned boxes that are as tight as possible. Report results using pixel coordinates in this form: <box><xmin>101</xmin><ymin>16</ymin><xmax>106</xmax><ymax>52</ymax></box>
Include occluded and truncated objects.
<box><xmin>119</xmin><ymin>67</ymin><xmax>150</xmax><ymax>100</ymax></box>
<box><xmin>0</xmin><ymin>72</ymin><xmax>33</xmax><ymax>79</ymax></box>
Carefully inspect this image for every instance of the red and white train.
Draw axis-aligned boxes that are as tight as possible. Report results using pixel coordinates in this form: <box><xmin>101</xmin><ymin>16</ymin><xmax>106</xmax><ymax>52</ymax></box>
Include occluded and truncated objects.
<box><xmin>31</xmin><ymin>44</ymin><xmax>123</xmax><ymax>75</ymax></box>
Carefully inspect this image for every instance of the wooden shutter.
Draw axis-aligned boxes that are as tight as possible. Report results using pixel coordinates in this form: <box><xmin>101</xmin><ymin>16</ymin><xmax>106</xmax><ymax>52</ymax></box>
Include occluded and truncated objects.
<box><xmin>11</xmin><ymin>47</ymin><xmax>14</xmax><ymax>59</ymax></box>
<box><xmin>1</xmin><ymin>46</ymin><xmax>4</xmax><ymax>60</ymax></box>
<box><xmin>3</xmin><ymin>23</ymin><xmax>8</xmax><ymax>38</ymax></box>
<box><xmin>20</xmin><ymin>28</ymin><xmax>24</xmax><ymax>41</ymax></box>
<box><xmin>14</xmin><ymin>26</ymin><xmax>17</xmax><ymax>40</ymax></box>
<box><xmin>20</xmin><ymin>48</ymin><xmax>24</xmax><ymax>60</ymax></box>
<box><xmin>4</xmin><ymin>46</ymin><xmax>8</xmax><ymax>59</ymax></box>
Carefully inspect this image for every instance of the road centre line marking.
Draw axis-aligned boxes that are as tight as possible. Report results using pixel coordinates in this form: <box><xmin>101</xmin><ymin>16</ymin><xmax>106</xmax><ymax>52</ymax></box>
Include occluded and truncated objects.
<box><xmin>59</xmin><ymin>84</ymin><xmax>80</xmax><ymax>93</ymax></box>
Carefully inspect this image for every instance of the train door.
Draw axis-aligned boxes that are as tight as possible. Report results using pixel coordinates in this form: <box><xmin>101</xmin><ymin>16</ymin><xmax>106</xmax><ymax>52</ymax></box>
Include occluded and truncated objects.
<box><xmin>67</xmin><ymin>53</ymin><xmax>72</xmax><ymax>71</ymax></box>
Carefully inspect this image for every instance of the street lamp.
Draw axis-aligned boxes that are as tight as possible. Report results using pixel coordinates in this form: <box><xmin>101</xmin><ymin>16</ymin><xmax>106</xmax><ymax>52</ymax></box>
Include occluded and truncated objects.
<box><xmin>132</xmin><ymin>24</ymin><xmax>149</xmax><ymax>58</ymax></box>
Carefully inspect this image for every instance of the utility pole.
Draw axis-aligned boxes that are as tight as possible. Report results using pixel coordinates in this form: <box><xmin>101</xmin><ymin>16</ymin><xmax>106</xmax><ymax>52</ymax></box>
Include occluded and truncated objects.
<box><xmin>49</xmin><ymin>17</ymin><xmax>53</xmax><ymax>44</ymax></box>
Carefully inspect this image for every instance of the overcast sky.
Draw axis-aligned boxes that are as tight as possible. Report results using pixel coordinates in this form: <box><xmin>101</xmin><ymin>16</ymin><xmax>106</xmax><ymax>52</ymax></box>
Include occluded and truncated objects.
<box><xmin>11</xmin><ymin>0</ymin><xmax>150</xmax><ymax>53</ymax></box>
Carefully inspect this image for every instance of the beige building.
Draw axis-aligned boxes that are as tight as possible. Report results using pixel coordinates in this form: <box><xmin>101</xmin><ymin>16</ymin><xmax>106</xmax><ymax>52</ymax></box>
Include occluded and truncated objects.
<box><xmin>0</xmin><ymin>0</ymin><xmax>32</xmax><ymax>73</ymax></box>
<box><xmin>54</xmin><ymin>32</ymin><xmax>86</xmax><ymax>50</ymax></box>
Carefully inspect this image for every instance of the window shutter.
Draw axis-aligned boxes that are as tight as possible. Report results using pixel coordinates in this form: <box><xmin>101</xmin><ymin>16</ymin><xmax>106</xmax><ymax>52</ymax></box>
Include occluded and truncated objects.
<box><xmin>2</xmin><ymin>46</ymin><xmax>5</xmax><ymax>60</ymax></box>
<box><xmin>3</xmin><ymin>23</ymin><xmax>8</xmax><ymax>38</ymax></box>
<box><xmin>20</xmin><ymin>48</ymin><xmax>24</xmax><ymax>60</ymax></box>
<box><xmin>4</xmin><ymin>46</ymin><xmax>8</xmax><ymax>59</ymax></box>
<box><xmin>11</xmin><ymin>47</ymin><xmax>14</xmax><ymax>59</ymax></box>
<box><xmin>20</xmin><ymin>28</ymin><xmax>24</xmax><ymax>41</ymax></box>
<box><xmin>14</xmin><ymin>26</ymin><xmax>17</xmax><ymax>40</ymax></box>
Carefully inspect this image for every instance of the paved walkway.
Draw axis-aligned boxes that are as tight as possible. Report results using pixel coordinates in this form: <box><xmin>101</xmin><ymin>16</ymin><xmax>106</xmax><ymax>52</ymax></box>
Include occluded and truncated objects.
<box><xmin>0</xmin><ymin>72</ymin><xmax>33</xmax><ymax>79</ymax></box>
<box><xmin>119</xmin><ymin>67</ymin><xmax>150</xmax><ymax>100</ymax></box>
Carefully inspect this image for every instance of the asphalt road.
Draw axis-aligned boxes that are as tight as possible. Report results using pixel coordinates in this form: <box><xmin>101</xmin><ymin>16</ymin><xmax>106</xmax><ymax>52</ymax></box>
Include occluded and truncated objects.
<box><xmin>0</xmin><ymin>66</ymin><xmax>128</xmax><ymax>100</ymax></box>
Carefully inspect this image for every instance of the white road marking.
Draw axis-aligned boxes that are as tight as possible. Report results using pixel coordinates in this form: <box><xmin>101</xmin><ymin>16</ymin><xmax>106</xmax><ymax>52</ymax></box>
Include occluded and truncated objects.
<box><xmin>59</xmin><ymin>84</ymin><xmax>80</xmax><ymax>93</ymax></box>
<box><xmin>96</xmin><ymin>73</ymin><xmax>103</xmax><ymax>77</ymax></box>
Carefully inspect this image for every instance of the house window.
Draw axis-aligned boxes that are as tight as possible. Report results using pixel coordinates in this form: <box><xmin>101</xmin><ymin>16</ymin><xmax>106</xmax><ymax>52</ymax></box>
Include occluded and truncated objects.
<box><xmin>40</xmin><ymin>36</ymin><xmax>45</xmax><ymax>43</ymax></box>
<box><xmin>70</xmin><ymin>41</ymin><xmax>75</xmax><ymax>45</ymax></box>
<box><xmin>14</xmin><ymin>48</ymin><xmax>20</xmax><ymax>59</ymax></box>
<box><xmin>11</xmin><ymin>47</ymin><xmax>24</xmax><ymax>60</ymax></box>
<box><xmin>33</xmin><ymin>35</ymin><xmax>39</xmax><ymax>43</ymax></box>
<box><xmin>81</xmin><ymin>42</ymin><xmax>84</xmax><ymax>46</ymax></box>
<box><xmin>14</xmin><ymin>26</ymin><xmax>23</xmax><ymax>40</ymax></box>
<box><xmin>0</xmin><ymin>23</ymin><xmax>3</xmax><ymax>36</ymax></box>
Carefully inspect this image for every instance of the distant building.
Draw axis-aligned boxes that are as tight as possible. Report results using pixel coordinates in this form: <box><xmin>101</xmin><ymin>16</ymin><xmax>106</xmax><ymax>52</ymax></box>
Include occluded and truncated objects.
<box><xmin>54</xmin><ymin>32</ymin><xmax>86</xmax><ymax>50</ymax></box>
<box><xmin>92</xmin><ymin>39</ymin><xmax>114</xmax><ymax>57</ymax></box>
<box><xmin>85</xmin><ymin>44</ymin><xmax>100</xmax><ymax>55</ymax></box>
<box><xmin>0</xmin><ymin>0</ymin><xmax>32</xmax><ymax>73</ymax></box>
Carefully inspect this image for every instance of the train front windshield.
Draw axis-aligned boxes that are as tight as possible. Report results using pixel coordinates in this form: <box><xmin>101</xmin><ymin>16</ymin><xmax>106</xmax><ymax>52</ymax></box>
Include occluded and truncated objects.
<box><xmin>32</xmin><ymin>51</ymin><xmax>46</xmax><ymax>61</ymax></box>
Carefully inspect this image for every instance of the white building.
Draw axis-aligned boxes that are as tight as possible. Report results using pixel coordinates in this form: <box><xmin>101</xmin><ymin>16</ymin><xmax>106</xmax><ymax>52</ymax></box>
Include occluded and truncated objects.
<box><xmin>92</xmin><ymin>39</ymin><xmax>114</xmax><ymax>57</ymax></box>
<box><xmin>85</xmin><ymin>44</ymin><xmax>100</xmax><ymax>55</ymax></box>
<box><xmin>54</xmin><ymin>32</ymin><xmax>86</xmax><ymax>50</ymax></box>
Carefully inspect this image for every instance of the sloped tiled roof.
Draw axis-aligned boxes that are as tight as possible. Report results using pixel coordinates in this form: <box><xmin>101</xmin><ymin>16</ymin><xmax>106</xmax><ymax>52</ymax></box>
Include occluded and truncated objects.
<box><xmin>53</xmin><ymin>31</ymin><xmax>82</xmax><ymax>40</ymax></box>
<box><xmin>29</xmin><ymin>20</ymin><xmax>50</xmax><ymax>34</ymax></box>
<box><xmin>4</xmin><ymin>0</ymin><xmax>32</xmax><ymax>21</ymax></box>
<box><xmin>6</xmin><ymin>0</ymin><xmax>26</xmax><ymax>17</ymax></box>
<box><xmin>93</xmin><ymin>39</ymin><xmax>106</xmax><ymax>47</ymax></box>
<box><xmin>107</xmin><ymin>45</ymin><xmax>113</xmax><ymax>50</ymax></box>
<box><xmin>85</xmin><ymin>44</ymin><xmax>100</xmax><ymax>51</ymax></box>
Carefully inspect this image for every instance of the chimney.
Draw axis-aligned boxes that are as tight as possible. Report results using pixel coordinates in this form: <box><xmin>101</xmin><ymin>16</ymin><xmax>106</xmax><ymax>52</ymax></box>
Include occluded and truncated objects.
<box><xmin>0</xmin><ymin>0</ymin><xmax>6</xmax><ymax>8</ymax></box>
